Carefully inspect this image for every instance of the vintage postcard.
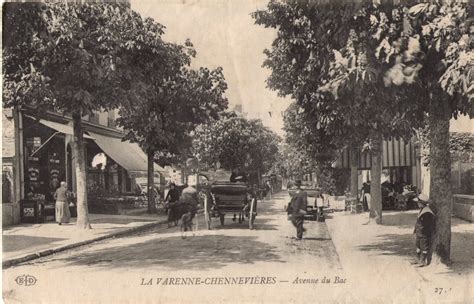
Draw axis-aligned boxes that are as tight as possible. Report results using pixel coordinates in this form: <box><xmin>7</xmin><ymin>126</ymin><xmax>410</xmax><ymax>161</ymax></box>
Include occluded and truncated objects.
<box><xmin>2</xmin><ymin>0</ymin><xmax>473</xmax><ymax>303</ymax></box>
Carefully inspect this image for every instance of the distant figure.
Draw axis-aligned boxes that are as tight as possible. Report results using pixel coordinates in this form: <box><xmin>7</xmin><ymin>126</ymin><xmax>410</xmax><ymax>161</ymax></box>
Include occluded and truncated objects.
<box><xmin>54</xmin><ymin>181</ymin><xmax>71</xmax><ymax>225</ymax></box>
<box><xmin>412</xmin><ymin>194</ymin><xmax>435</xmax><ymax>267</ymax></box>
<box><xmin>266</xmin><ymin>180</ymin><xmax>273</xmax><ymax>199</ymax></box>
<box><xmin>230</xmin><ymin>168</ymin><xmax>247</xmax><ymax>183</ymax></box>
<box><xmin>289</xmin><ymin>180</ymin><xmax>308</xmax><ymax>240</ymax></box>
<box><xmin>314</xmin><ymin>187</ymin><xmax>325</xmax><ymax>220</ymax></box>
<box><xmin>361</xmin><ymin>182</ymin><xmax>371</xmax><ymax>211</ymax></box>
<box><xmin>287</xmin><ymin>181</ymin><xmax>294</xmax><ymax>189</ymax></box>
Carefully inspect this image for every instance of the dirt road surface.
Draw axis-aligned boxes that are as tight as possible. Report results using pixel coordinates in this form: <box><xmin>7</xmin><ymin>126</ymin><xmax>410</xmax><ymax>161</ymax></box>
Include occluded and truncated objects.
<box><xmin>3</xmin><ymin>193</ymin><xmax>347</xmax><ymax>303</ymax></box>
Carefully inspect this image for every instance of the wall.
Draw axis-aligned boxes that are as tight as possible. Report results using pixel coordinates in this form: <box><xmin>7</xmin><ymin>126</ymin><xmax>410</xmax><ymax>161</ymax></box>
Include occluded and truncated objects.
<box><xmin>452</xmin><ymin>195</ymin><xmax>474</xmax><ymax>222</ymax></box>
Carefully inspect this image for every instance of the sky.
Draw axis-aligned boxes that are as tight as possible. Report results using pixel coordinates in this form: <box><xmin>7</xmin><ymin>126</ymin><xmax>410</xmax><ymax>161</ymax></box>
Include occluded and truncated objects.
<box><xmin>131</xmin><ymin>0</ymin><xmax>291</xmax><ymax>136</ymax></box>
<box><xmin>131</xmin><ymin>0</ymin><xmax>472</xmax><ymax>135</ymax></box>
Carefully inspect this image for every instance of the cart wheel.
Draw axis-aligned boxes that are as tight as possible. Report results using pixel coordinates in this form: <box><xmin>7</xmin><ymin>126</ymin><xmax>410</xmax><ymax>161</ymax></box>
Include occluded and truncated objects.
<box><xmin>204</xmin><ymin>195</ymin><xmax>211</xmax><ymax>230</ymax></box>
<box><xmin>249</xmin><ymin>198</ymin><xmax>256</xmax><ymax>230</ymax></box>
<box><xmin>220</xmin><ymin>214</ymin><xmax>225</xmax><ymax>226</ymax></box>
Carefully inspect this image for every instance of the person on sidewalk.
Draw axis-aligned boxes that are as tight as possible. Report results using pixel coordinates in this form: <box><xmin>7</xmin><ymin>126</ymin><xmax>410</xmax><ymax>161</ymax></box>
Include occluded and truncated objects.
<box><xmin>361</xmin><ymin>182</ymin><xmax>371</xmax><ymax>211</ymax></box>
<box><xmin>412</xmin><ymin>193</ymin><xmax>435</xmax><ymax>267</ymax></box>
<box><xmin>315</xmin><ymin>187</ymin><xmax>325</xmax><ymax>221</ymax></box>
<box><xmin>54</xmin><ymin>181</ymin><xmax>71</xmax><ymax>225</ymax></box>
<box><xmin>290</xmin><ymin>180</ymin><xmax>308</xmax><ymax>240</ymax></box>
<box><xmin>165</xmin><ymin>182</ymin><xmax>181</xmax><ymax>228</ymax></box>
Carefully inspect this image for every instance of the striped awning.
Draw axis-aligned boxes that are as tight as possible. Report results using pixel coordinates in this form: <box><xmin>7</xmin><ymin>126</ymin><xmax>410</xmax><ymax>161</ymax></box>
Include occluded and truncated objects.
<box><xmin>337</xmin><ymin>138</ymin><xmax>417</xmax><ymax>169</ymax></box>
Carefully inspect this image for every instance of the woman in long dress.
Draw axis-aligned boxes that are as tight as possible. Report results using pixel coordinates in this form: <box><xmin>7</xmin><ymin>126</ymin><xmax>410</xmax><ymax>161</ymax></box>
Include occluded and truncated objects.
<box><xmin>54</xmin><ymin>181</ymin><xmax>71</xmax><ymax>225</ymax></box>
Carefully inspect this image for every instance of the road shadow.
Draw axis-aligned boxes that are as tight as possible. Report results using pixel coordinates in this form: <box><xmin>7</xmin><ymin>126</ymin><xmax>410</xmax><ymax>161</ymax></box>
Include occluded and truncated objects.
<box><xmin>2</xmin><ymin>235</ymin><xmax>67</xmax><ymax>253</ymax></box>
<box><xmin>210</xmin><ymin>217</ymin><xmax>278</xmax><ymax>231</ymax></box>
<box><xmin>356</xmin><ymin>231</ymin><xmax>474</xmax><ymax>275</ymax></box>
<box><xmin>89</xmin><ymin>217</ymin><xmax>157</xmax><ymax>225</ymax></box>
<box><xmin>301</xmin><ymin>237</ymin><xmax>333</xmax><ymax>241</ymax></box>
<box><xmin>57</xmin><ymin>234</ymin><xmax>285</xmax><ymax>271</ymax></box>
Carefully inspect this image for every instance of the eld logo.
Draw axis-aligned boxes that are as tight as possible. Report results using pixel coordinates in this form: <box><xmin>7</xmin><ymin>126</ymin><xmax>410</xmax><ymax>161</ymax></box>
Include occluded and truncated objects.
<box><xmin>15</xmin><ymin>275</ymin><xmax>37</xmax><ymax>286</ymax></box>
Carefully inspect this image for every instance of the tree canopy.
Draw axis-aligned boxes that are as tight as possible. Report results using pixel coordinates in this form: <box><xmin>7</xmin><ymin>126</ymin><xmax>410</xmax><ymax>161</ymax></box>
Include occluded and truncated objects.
<box><xmin>192</xmin><ymin>115</ymin><xmax>281</xmax><ymax>177</ymax></box>
<box><xmin>254</xmin><ymin>0</ymin><xmax>472</xmax><ymax>262</ymax></box>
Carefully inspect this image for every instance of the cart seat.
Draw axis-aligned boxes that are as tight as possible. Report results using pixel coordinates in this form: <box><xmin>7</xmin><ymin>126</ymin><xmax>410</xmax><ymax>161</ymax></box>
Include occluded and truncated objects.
<box><xmin>211</xmin><ymin>182</ymin><xmax>249</xmax><ymax>195</ymax></box>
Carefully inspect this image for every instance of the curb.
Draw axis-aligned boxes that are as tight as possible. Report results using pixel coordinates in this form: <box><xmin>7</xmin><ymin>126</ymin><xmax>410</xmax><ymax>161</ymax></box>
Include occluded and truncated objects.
<box><xmin>2</xmin><ymin>219</ymin><xmax>168</xmax><ymax>269</ymax></box>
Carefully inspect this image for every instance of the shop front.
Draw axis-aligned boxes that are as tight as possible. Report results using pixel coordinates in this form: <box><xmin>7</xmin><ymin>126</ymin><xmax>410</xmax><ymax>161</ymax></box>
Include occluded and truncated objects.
<box><xmin>337</xmin><ymin>137</ymin><xmax>421</xmax><ymax>192</ymax></box>
<box><xmin>19</xmin><ymin>115</ymin><xmax>167</xmax><ymax>219</ymax></box>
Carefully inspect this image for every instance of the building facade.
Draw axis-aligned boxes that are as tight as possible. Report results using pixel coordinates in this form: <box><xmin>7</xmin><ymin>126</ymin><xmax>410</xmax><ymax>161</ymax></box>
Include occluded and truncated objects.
<box><xmin>2</xmin><ymin>107</ymin><xmax>165</xmax><ymax>226</ymax></box>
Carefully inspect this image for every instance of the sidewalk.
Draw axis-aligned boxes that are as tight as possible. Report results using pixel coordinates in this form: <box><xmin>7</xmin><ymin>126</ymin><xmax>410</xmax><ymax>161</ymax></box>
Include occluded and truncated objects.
<box><xmin>325</xmin><ymin>208</ymin><xmax>473</xmax><ymax>303</ymax></box>
<box><xmin>2</xmin><ymin>213</ymin><xmax>168</xmax><ymax>268</ymax></box>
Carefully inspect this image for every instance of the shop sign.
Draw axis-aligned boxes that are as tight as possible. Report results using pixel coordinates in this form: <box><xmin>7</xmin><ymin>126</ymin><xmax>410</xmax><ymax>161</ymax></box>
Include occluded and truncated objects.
<box><xmin>49</xmin><ymin>169</ymin><xmax>61</xmax><ymax>190</ymax></box>
<box><xmin>49</xmin><ymin>152</ymin><xmax>60</xmax><ymax>164</ymax></box>
<box><xmin>26</xmin><ymin>137</ymin><xmax>42</xmax><ymax>161</ymax></box>
<box><xmin>23</xmin><ymin>207</ymin><xmax>35</xmax><ymax>217</ymax></box>
<box><xmin>28</xmin><ymin>156</ymin><xmax>40</xmax><ymax>162</ymax></box>
<box><xmin>26</xmin><ymin>137</ymin><xmax>41</xmax><ymax>152</ymax></box>
<box><xmin>28</xmin><ymin>168</ymin><xmax>40</xmax><ymax>181</ymax></box>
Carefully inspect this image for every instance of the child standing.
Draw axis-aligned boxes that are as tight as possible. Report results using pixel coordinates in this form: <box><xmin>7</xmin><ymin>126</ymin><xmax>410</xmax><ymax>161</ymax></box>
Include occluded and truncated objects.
<box><xmin>413</xmin><ymin>194</ymin><xmax>435</xmax><ymax>267</ymax></box>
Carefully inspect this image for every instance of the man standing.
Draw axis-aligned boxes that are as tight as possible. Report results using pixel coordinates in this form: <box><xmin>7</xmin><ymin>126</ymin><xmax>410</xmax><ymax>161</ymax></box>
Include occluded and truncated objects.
<box><xmin>412</xmin><ymin>193</ymin><xmax>435</xmax><ymax>267</ymax></box>
<box><xmin>361</xmin><ymin>182</ymin><xmax>371</xmax><ymax>211</ymax></box>
<box><xmin>180</xmin><ymin>179</ymin><xmax>200</xmax><ymax>223</ymax></box>
<box><xmin>290</xmin><ymin>180</ymin><xmax>308</xmax><ymax>240</ymax></box>
<box><xmin>165</xmin><ymin>182</ymin><xmax>181</xmax><ymax>227</ymax></box>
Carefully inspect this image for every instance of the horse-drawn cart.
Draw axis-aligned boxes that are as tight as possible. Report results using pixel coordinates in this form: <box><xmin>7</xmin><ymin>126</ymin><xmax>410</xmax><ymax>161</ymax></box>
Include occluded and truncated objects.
<box><xmin>203</xmin><ymin>181</ymin><xmax>257</xmax><ymax>230</ymax></box>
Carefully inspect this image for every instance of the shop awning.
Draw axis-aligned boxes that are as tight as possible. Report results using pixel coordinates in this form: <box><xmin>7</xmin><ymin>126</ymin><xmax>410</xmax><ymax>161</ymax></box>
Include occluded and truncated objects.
<box><xmin>38</xmin><ymin>119</ymin><xmax>94</xmax><ymax>139</ymax></box>
<box><xmin>337</xmin><ymin>137</ymin><xmax>417</xmax><ymax>169</ymax></box>
<box><xmin>87</xmin><ymin>131</ymin><xmax>166</xmax><ymax>174</ymax></box>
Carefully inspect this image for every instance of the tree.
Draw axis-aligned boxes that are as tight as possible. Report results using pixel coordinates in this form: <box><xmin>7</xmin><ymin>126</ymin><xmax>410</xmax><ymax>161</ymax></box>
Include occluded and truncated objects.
<box><xmin>252</xmin><ymin>1</ymin><xmax>367</xmax><ymax>204</ymax></box>
<box><xmin>114</xmin><ymin>16</ymin><xmax>229</xmax><ymax>212</ymax></box>
<box><xmin>3</xmin><ymin>2</ymin><xmax>132</xmax><ymax>229</ymax></box>
<box><xmin>255</xmin><ymin>0</ymin><xmax>472</xmax><ymax>263</ymax></box>
<box><xmin>418</xmin><ymin>130</ymin><xmax>473</xmax><ymax>166</ymax></box>
<box><xmin>193</xmin><ymin>116</ymin><xmax>281</xmax><ymax>182</ymax></box>
<box><xmin>372</xmin><ymin>1</ymin><xmax>471</xmax><ymax>264</ymax></box>
<box><xmin>253</xmin><ymin>1</ymin><xmax>425</xmax><ymax>224</ymax></box>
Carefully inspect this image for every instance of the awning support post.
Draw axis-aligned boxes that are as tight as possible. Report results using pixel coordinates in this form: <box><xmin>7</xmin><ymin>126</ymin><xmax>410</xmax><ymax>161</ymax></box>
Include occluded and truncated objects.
<box><xmin>30</xmin><ymin>131</ymin><xmax>61</xmax><ymax>157</ymax></box>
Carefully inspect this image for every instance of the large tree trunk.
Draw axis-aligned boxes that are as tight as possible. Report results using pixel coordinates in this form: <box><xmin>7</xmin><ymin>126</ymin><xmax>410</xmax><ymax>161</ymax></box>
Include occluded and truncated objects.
<box><xmin>349</xmin><ymin>144</ymin><xmax>359</xmax><ymax>198</ymax></box>
<box><xmin>369</xmin><ymin>134</ymin><xmax>383</xmax><ymax>224</ymax></box>
<box><xmin>147</xmin><ymin>151</ymin><xmax>157</xmax><ymax>214</ymax></box>
<box><xmin>429</xmin><ymin>95</ymin><xmax>452</xmax><ymax>265</ymax></box>
<box><xmin>72</xmin><ymin>111</ymin><xmax>91</xmax><ymax>229</ymax></box>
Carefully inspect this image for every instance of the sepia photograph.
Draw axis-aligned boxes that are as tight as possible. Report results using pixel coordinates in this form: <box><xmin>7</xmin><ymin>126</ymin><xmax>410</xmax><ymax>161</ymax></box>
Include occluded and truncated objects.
<box><xmin>1</xmin><ymin>0</ymin><xmax>473</xmax><ymax>303</ymax></box>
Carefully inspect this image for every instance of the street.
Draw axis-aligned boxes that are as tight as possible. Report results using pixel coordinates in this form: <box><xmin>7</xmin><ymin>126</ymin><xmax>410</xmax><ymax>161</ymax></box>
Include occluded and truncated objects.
<box><xmin>3</xmin><ymin>193</ymin><xmax>346</xmax><ymax>303</ymax></box>
<box><xmin>3</xmin><ymin>2</ymin><xmax>473</xmax><ymax>303</ymax></box>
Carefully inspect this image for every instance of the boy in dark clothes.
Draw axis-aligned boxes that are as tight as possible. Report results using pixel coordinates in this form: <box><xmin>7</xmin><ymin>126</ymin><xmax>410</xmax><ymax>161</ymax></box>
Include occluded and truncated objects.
<box><xmin>412</xmin><ymin>193</ymin><xmax>435</xmax><ymax>267</ymax></box>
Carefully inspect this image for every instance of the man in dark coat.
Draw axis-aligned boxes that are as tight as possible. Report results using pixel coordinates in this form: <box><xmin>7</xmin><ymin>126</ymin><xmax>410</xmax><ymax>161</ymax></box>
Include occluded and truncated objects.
<box><xmin>165</xmin><ymin>183</ymin><xmax>181</xmax><ymax>227</ymax></box>
<box><xmin>230</xmin><ymin>168</ymin><xmax>248</xmax><ymax>183</ymax></box>
<box><xmin>290</xmin><ymin>180</ymin><xmax>308</xmax><ymax>240</ymax></box>
<box><xmin>412</xmin><ymin>193</ymin><xmax>435</xmax><ymax>267</ymax></box>
<box><xmin>361</xmin><ymin>182</ymin><xmax>371</xmax><ymax>212</ymax></box>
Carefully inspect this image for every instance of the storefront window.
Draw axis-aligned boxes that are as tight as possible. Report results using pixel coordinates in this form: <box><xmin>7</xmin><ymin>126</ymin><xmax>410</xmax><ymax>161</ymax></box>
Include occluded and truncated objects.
<box><xmin>23</xmin><ymin>118</ymin><xmax>66</xmax><ymax>202</ymax></box>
